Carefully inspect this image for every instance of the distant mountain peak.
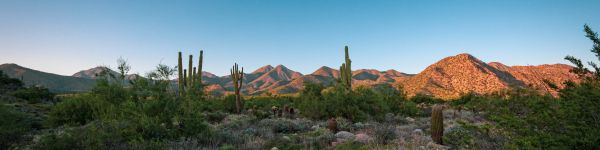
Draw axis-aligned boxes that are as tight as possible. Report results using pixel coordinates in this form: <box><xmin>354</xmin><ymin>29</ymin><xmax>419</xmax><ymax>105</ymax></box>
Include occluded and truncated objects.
<box><xmin>312</xmin><ymin>66</ymin><xmax>339</xmax><ymax>77</ymax></box>
<box><xmin>72</xmin><ymin>66</ymin><xmax>118</xmax><ymax>79</ymax></box>
<box><xmin>252</xmin><ymin>65</ymin><xmax>274</xmax><ymax>74</ymax></box>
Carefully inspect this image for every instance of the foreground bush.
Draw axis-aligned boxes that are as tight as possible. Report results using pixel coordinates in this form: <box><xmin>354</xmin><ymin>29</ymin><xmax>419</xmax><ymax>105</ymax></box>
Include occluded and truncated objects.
<box><xmin>0</xmin><ymin>103</ymin><xmax>34</xmax><ymax>149</ymax></box>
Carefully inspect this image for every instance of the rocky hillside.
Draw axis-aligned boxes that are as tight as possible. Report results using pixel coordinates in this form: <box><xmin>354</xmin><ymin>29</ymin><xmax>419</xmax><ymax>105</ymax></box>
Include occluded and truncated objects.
<box><xmin>488</xmin><ymin>62</ymin><xmax>579</xmax><ymax>96</ymax></box>
<box><xmin>0</xmin><ymin>64</ymin><xmax>96</xmax><ymax>92</ymax></box>
<box><xmin>400</xmin><ymin>54</ymin><xmax>578</xmax><ymax>99</ymax></box>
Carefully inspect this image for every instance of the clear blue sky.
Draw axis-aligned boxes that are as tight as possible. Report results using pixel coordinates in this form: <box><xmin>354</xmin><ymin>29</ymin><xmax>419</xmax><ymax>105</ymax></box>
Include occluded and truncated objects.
<box><xmin>1</xmin><ymin>0</ymin><xmax>599</xmax><ymax>76</ymax></box>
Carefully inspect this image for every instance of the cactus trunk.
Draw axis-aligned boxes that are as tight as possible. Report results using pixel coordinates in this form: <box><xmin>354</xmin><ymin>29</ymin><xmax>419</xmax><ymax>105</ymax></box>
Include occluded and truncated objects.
<box><xmin>431</xmin><ymin>104</ymin><xmax>444</xmax><ymax>145</ymax></box>
<box><xmin>188</xmin><ymin>55</ymin><xmax>193</xmax><ymax>88</ymax></box>
<box><xmin>230</xmin><ymin>63</ymin><xmax>244</xmax><ymax>114</ymax></box>
<box><xmin>339</xmin><ymin>46</ymin><xmax>352</xmax><ymax>90</ymax></box>
<box><xmin>197</xmin><ymin>50</ymin><xmax>203</xmax><ymax>88</ymax></box>
<box><xmin>183</xmin><ymin>69</ymin><xmax>187</xmax><ymax>91</ymax></box>
<box><xmin>178</xmin><ymin>52</ymin><xmax>184</xmax><ymax>96</ymax></box>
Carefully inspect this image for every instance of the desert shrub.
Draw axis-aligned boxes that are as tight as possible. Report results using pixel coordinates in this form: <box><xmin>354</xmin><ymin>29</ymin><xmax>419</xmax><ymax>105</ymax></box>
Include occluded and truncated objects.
<box><xmin>221</xmin><ymin>95</ymin><xmax>243</xmax><ymax>113</ymax></box>
<box><xmin>409</xmin><ymin>93</ymin><xmax>443</xmax><ymax>104</ymax></box>
<box><xmin>372</xmin><ymin>124</ymin><xmax>396</xmax><ymax>144</ymax></box>
<box><xmin>258</xmin><ymin>119</ymin><xmax>305</xmax><ymax>134</ymax></box>
<box><xmin>206</xmin><ymin>111</ymin><xmax>227</xmax><ymax>123</ymax></box>
<box><xmin>219</xmin><ymin>144</ymin><xmax>236</xmax><ymax>150</ymax></box>
<box><xmin>46</xmin><ymin>94</ymin><xmax>110</xmax><ymax>127</ymax></box>
<box><xmin>398</xmin><ymin>100</ymin><xmax>420</xmax><ymax>117</ymax></box>
<box><xmin>298</xmin><ymin>82</ymin><xmax>414</xmax><ymax>122</ymax></box>
<box><xmin>91</xmin><ymin>79</ymin><xmax>130</xmax><ymax>105</ymax></box>
<box><xmin>443</xmin><ymin>126</ymin><xmax>475</xmax><ymax>149</ymax></box>
<box><xmin>0</xmin><ymin>70</ymin><xmax>23</xmax><ymax>94</ymax></box>
<box><xmin>302</xmin><ymin>128</ymin><xmax>335</xmax><ymax>148</ymax></box>
<box><xmin>335</xmin><ymin>141</ymin><xmax>367</xmax><ymax>150</ymax></box>
<box><xmin>0</xmin><ymin>103</ymin><xmax>35</xmax><ymax>149</ymax></box>
<box><xmin>11</xmin><ymin>86</ymin><xmax>54</xmax><ymax>103</ymax></box>
<box><xmin>297</xmin><ymin>82</ymin><xmax>328</xmax><ymax>119</ymax></box>
<box><xmin>458</xmin><ymin>85</ymin><xmax>600</xmax><ymax>149</ymax></box>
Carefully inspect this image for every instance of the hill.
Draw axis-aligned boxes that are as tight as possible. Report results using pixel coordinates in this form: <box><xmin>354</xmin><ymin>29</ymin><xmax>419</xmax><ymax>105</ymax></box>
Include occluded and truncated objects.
<box><xmin>0</xmin><ymin>64</ymin><xmax>96</xmax><ymax>92</ymax></box>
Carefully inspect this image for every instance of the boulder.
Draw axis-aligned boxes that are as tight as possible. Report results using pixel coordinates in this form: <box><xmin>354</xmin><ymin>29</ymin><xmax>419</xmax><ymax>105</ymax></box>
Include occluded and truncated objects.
<box><xmin>427</xmin><ymin>142</ymin><xmax>450</xmax><ymax>150</ymax></box>
<box><xmin>335</xmin><ymin>131</ymin><xmax>355</xmax><ymax>142</ymax></box>
<box><xmin>354</xmin><ymin>133</ymin><xmax>372</xmax><ymax>144</ymax></box>
<box><xmin>406</xmin><ymin>117</ymin><xmax>416</xmax><ymax>122</ymax></box>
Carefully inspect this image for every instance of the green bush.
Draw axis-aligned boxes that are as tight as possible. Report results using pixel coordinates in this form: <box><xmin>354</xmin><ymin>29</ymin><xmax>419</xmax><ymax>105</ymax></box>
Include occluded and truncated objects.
<box><xmin>0</xmin><ymin>103</ymin><xmax>34</xmax><ymax>149</ymax></box>
<box><xmin>443</xmin><ymin>126</ymin><xmax>475</xmax><ymax>149</ymax></box>
<box><xmin>46</xmin><ymin>94</ymin><xmax>109</xmax><ymax>127</ymax></box>
<box><xmin>11</xmin><ymin>86</ymin><xmax>54</xmax><ymax>103</ymax></box>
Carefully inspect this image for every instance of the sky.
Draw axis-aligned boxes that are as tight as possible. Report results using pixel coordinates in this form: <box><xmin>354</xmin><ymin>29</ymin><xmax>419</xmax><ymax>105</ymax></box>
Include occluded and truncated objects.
<box><xmin>1</xmin><ymin>0</ymin><xmax>600</xmax><ymax>76</ymax></box>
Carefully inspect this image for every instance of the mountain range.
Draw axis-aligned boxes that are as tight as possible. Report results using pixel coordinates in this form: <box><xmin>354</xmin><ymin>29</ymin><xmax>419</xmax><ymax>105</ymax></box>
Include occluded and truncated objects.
<box><xmin>0</xmin><ymin>53</ymin><xmax>580</xmax><ymax>99</ymax></box>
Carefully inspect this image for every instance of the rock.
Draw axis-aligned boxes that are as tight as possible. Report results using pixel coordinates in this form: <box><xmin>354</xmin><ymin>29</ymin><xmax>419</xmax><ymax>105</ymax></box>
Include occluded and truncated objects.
<box><xmin>427</xmin><ymin>142</ymin><xmax>450</xmax><ymax>150</ymax></box>
<box><xmin>331</xmin><ymin>141</ymin><xmax>340</xmax><ymax>147</ymax></box>
<box><xmin>311</xmin><ymin>125</ymin><xmax>320</xmax><ymax>130</ymax></box>
<box><xmin>412</xmin><ymin>129</ymin><xmax>423</xmax><ymax>136</ymax></box>
<box><xmin>282</xmin><ymin>136</ymin><xmax>291</xmax><ymax>141</ymax></box>
<box><xmin>271</xmin><ymin>147</ymin><xmax>279</xmax><ymax>150</ymax></box>
<box><xmin>352</xmin><ymin>122</ymin><xmax>365</xmax><ymax>129</ymax></box>
<box><xmin>354</xmin><ymin>133</ymin><xmax>372</xmax><ymax>144</ymax></box>
<box><xmin>335</xmin><ymin>131</ymin><xmax>355</xmax><ymax>142</ymax></box>
<box><xmin>406</xmin><ymin>117</ymin><xmax>415</xmax><ymax>122</ymax></box>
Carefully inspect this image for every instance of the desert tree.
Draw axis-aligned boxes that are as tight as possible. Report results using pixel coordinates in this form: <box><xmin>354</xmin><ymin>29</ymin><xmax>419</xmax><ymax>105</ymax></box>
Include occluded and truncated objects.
<box><xmin>565</xmin><ymin>24</ymin><xmax>600</xmax><ymax>81</ymax></box>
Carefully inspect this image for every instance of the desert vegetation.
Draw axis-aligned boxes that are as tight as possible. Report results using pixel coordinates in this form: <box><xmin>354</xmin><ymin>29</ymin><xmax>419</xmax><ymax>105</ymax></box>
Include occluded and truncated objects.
<box><xmin>1</xmin><ymin>25</ymin><xmax>600</xmax><ymax>150</ymax></box>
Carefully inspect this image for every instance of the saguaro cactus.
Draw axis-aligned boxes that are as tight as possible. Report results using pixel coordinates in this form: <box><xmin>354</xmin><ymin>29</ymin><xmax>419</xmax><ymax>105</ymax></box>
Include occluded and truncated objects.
<box><xmin>178</xmin><ymin>52</ymin><xmax>184</xmax><ymax>96</ymax></box>
<box><xmin>230</xmin><ymin>63</ymin><xmax>244</xmax><ymax>114</ymax></box>
<box><xmin>188</xmin><ymin>55</ymin><xmax>193</xmax><ymax>88</ymax></box>
<box><xmin>197</xmin><ymin>50</ymin><xmax>203</xmax><ymax>87</ymax></box>
<box><xmin>431</xmin><ymin>104</ymin><xmax>444</xmax><ymax>145</ymax></box>
<box><xmin>192</xmin><ymin>67</ymin><xmax>197</xmax><ymax>85</ymax></box>
<box><xmin>339</xmin><ymin>46</ymin><xmax>352</xmax><ymax>90</ymax></box>
<box><xmin>183</xmin><ymin>69</ymin><xmax>188</xmax><ymax>89</ymax></box>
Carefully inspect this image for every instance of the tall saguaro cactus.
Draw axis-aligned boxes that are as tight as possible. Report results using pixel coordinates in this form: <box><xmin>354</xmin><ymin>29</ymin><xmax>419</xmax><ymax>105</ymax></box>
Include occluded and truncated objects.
<box><xmin>230</xmin><ymin>63</ymin><xmax>244</xmax><ymax>114</ymax></box>
<box><xmin>178</xmin><ymin>52</ymin><xmax>184</xmax><ymax>96</ymax></box>
<box><xmin>431</xmin><ymin>104</ymin><xmax>444</xmax><ymax>145</ymax></box>
<box><xmin>339</xmin><ymin>46</ymin><xmax>352</xmax><ymax>90</ymax></box>
<box><xmin>188</xmin><ymin>55</ymin><xmax>193</xmax><ymax>88</ymax></box>
<box><xmin>197</xmin><ymin>50</ymin><xmax>203</xmax><ymax>88</ymax></box>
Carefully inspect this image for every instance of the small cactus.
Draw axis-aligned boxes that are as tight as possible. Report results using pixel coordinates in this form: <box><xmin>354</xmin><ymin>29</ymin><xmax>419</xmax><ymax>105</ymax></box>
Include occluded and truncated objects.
<box><xmin>271</xmin><ymin>106</ymin><xmax>278</xmax><ymax>117</ymax></box>
<box><xmin>431</xmin><ymin>104</ymin><xmax>444</xmax><ymax>145</ymax></box>
<box><xmin>327</xmin><ymin>117</ymin><xmax>338</xmax><ymax>132</ymax></box>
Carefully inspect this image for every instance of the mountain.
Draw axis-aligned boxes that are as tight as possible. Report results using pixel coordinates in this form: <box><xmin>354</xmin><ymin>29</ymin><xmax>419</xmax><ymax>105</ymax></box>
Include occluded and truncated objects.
<box><xmin>312</xmin><ymin>66</ymin><xmax>340</xmax><ymax>78</ymax></box>
<box><xmin>245</xmin><ymin>65</ymin><xmax>303</xmax><ymax>94</ymax></box>
<box><xmin>488</xmin><ymin>62</ymin><xmax>579</xmax><ymax>96</ymax></box>
<box><xmin>0</xmin><ymin>64</ymin><xmax>96</xmax><ymax>92</ymax></box>
<box><xmin>2</xmin><ymin>53</ymin><xmax>579</xmax><ymax>99</ymax></box>
<box><xmin>399</xmin><ymin>53</ymin><xmax>578</xmax><ymax>99</ymax></box>
<box><xmin>400</xmin><ymin>53</ymin><xmax>525</xmax><ymax>99</ymax></box>
<box><xmin>73</xmin><ymin>66</ymin><xmax>139</xmax><ymax>80</ymax></box>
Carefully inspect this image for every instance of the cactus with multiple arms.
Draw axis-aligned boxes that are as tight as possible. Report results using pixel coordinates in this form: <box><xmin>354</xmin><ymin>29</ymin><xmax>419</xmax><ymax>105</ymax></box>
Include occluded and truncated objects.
<box><xmin>339</xmin><ymin>46</ymin><xmax>352</xmax><ymax>90</ymax></box>
<box><xmin>176</xmin><ymin>50</ymin><xmax>205</xmax><ymax>97</ymax></box>
<box><xmin>431</xmin><ymin>104</ymin><xmax>444</xmax><ymax>145</ymax></box>
<box><xmin>230</xmin><ymin>63</ymin><xmax>244</xmax><ymax>114</ymax></box>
